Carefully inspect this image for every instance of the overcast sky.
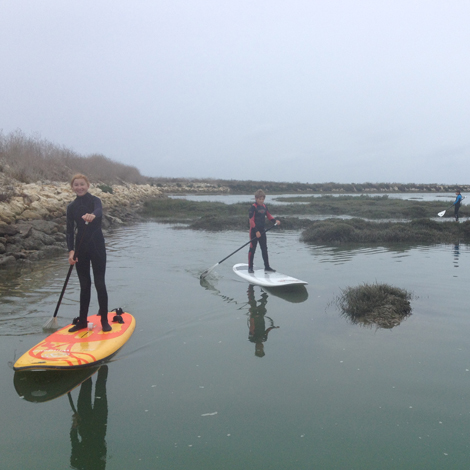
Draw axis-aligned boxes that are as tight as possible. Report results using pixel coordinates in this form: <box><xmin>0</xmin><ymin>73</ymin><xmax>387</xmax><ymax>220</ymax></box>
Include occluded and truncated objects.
<box><xmin>1</xmin><ymin>1</ymin><xmax>468</xmax><ymax>184</ymax></box>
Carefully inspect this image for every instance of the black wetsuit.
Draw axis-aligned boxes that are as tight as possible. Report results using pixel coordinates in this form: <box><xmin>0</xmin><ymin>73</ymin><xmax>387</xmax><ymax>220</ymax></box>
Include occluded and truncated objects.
<box><xmin>67</xmin><ymin>193</ymin><xmax>108</xmax><ymax>321</ymax></box>
<box><xmin>248</xmin><ymin>203</ymin><xmax>275</xmax><ymax>269</ymax></box>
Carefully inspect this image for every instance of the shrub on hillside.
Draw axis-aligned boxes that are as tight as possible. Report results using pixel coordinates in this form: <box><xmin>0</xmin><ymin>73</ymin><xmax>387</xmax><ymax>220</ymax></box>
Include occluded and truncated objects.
<box><xmin>0</xmin><ymin>130</ymin><xmax>146</xmax><ymax>184</ymax></box>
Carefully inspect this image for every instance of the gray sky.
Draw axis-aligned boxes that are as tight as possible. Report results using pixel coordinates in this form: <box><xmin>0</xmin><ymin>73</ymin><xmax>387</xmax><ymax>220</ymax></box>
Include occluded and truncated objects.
<box><xmin>1</xmin><ymin>1</ymin><xmax>469</xmax><ymax>184</ymax></box>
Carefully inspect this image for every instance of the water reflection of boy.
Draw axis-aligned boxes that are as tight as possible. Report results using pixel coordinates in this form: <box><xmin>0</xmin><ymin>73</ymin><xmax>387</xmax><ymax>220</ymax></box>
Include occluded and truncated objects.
<box><xmin>248</xmin><ymin>189</ymin><xmax>280</xmax><ymax>274</ymax></box>
<box><xmin>453</xmin><ymin>190</ymin><xmax>463</xmax><ymax>222</ymax></box>
<box><xmin>70</xmin><ymin>365</ymin><xmax>109</xmax><ymax>470</ymax></box>
<box><xmin>247</xmin><ymin>285</ymin><xmax>279</xmax><ymax>357</ymax></box>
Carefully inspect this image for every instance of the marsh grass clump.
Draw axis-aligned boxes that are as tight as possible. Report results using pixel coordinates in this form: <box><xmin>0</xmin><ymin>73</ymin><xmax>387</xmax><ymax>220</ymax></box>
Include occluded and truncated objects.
<box><xmin>142</xmin><ymin>198</ymin><xmax>246</xmax><ymax>219</ymax></box>
<box><xmin>301</xmin><ymin>218</ymin><xmax>470</xmax><ymax>244</ymax></box>
<box><xmin>337</xmin><ymin>283</ymin><xmax>412</xmax><ymax>329</ymax></box>
<box><xmin>276</xmin><ymin>194</ymin><xmax>464</xmax><ymax>219</ymax></box>
<box><xmin>188</xmin><ymin>215</ymin><xmax>247</xmax><ymax>231</ymax></box>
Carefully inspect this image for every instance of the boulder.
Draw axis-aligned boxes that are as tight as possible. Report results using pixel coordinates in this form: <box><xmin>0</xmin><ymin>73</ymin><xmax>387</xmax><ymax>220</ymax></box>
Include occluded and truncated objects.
<box><xmin>29</xmin><ymin>229</ymin><xmax>56</xmax><ymax>246</ymax></box>
<box><xmin>20</xmin><ymin>209</ymin><xmax>45</xmax><ymax>220</ymax></box>
<box><xmin>29</xmin><ymin>220</ymin><xmax>59</xmax><ymax>235</ymax></box>
<box><xmin>0</xmin><ymin>206</ymin><xmax>16</xmax><ymax>224</ymax></box>
<box><xmin>0</xmin><ymin>255</ymin><xmax>16</xmax><ymax>267</ymax></box>
<box><xmin>0</xmin><ymin>223</ymin><xmax>19</xmax><ymax>236</ymax></box>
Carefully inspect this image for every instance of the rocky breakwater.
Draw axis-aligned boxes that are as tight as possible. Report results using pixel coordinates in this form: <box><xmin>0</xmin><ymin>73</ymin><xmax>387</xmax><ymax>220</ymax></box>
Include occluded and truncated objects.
<box><xmin>0</xmin><ymin>181</ymin><xmax>164</xmax><ymax>267</ymax></box>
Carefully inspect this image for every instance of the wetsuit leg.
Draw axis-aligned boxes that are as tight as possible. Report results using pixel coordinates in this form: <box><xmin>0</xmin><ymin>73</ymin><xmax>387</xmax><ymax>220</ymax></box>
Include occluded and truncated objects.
<box><xmin>258</xmin><ymin>232</ymin><xmax>270</xmax><ymax>268</ymax></box>
<box><xmin>90</xmin><ymin>241</ymin><xmax>108</xmax><ymax>315</ymax></box>
<box><xmin>248</xmin><ymin>229</ymin><xmax>258</xmax><ymax>268</ymax></box>
<box><xmin>455</xmin><ymin>205</ymin><xmax>460</xmax><ymax>221</ymax></box>
<box><xmin>75</xmin><ymin>252</ymin><xmax>92</xmax><ymax>322</ymax></box>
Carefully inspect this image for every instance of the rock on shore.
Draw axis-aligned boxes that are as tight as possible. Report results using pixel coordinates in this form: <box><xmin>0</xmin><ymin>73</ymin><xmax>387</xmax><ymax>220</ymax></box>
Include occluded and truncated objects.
<box><xmin>0</xmin><ymin>181</ymin><xmax>165</xmax><ymax>267</ymax></box>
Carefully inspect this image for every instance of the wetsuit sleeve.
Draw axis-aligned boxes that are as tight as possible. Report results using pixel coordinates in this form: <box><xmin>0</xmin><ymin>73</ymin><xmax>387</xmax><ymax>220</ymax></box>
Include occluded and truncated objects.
<box><xmin>66</xmin><ymin>203</ymin><xmax>75</xmax><ymax>251</ymax></box>
<box><xmin>92</xmin><ymin>196</ymin><xmax>103</xmax><ymax>217</ymax></box>
<box><xmin>249</xmin><ymin>204</ymin><xmax>257</xmax><ymax>231</ymax></box>
<box><xmin>265</xmin><ymin>207</ymin><xmax>275</xmax><ymax>222</ymax></box>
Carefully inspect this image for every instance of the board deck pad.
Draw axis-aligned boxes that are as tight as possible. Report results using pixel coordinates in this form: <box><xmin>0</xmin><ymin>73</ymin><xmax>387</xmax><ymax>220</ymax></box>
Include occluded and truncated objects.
<box><xmin>14</xmin><ymin>312</ymin><xmax>135</xmax><ymax>371</ymax></box>
<box><xmin>233</xmin><ymin>263</ymin><xmax>308</xmax><ymax>287</ymax></box>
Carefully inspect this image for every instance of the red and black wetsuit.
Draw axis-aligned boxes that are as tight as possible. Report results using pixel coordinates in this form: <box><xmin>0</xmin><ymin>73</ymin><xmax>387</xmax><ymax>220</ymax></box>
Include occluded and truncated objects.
<box><xmin>248</xmin><ymin>202</ymin><xmax>275</xmax><ymax>270</ymax></box>
<box><xmin>66</xmin><ymin>192</ymin><xmax>108</xmax><ymax>323</ymax></box>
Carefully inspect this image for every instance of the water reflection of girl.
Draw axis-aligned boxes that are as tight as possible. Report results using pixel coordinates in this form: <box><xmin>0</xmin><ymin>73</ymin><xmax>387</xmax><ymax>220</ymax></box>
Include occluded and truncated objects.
<box><xmin>70</xmin><ymin>365</ymin><xmax>109</xmax><ymax>470</ymax></box>
<box><xmin>247</xmin><ymin>285</ymin><xmax>279</xmax><ymax>357</ymax></box>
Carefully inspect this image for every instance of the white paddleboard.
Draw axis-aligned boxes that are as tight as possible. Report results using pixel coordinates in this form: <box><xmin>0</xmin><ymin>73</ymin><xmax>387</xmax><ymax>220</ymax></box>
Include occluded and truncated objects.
<box><xmin>233</xmin><ymin>263</ymin><xmax>308</xmax><ymax>287</ymax></box>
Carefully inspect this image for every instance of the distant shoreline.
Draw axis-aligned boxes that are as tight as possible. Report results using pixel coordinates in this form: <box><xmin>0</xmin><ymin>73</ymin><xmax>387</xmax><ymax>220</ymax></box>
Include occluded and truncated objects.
<box><xmin>148</xmin><ymin>179</ymin><xmax>469</xmax><ymax>195</ymax></box>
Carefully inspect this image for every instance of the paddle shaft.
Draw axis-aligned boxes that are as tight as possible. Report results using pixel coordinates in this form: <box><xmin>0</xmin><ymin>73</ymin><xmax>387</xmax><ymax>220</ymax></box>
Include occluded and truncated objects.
<box><xmin>200</xmin><ymin>224</ymin><xmax>277</xmax><ymax>279</ymax></box>
<box><xmin>51</xmin><ymin>222</ymin><xmax>88</xmax><ymax>319</ymax></box>
<box><xmin>438</xmin><ymin>203</ymin><xmax>458</xmax><ymax>217</ymax></box>
<box><xmin>218</xmin><ymin>224</ymin><xmax>276</xmax><ymax>264</ymax></box>
<box><xmin>439</xmin><ymin>196</ymin><xmax>465</xmax><ymax>216</ymax></box>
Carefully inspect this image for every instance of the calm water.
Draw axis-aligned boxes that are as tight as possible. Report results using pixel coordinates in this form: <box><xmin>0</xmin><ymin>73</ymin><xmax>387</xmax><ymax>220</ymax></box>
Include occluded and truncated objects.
<box><xmin>171</xmin><ymin>192</ymin><xmax>459</xmax><ymax>204</ymax></box>
<box><xmin>2</xmin><ymin>221</ymin><xmax>470</xmax><ymax>469</ymax></box>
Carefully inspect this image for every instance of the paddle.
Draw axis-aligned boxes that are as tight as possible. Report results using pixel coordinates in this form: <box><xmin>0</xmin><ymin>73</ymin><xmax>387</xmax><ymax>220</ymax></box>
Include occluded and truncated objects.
<box><xmin>438</xmin><ymin>196</ymin><xmax>465</xmax><ymax>217</ymax></box>
<box><xmin>43</xmin><ymin>222</ymin><xmax>88</xmax><ymax>330</ymax></box>
<box><xmin>437</xmin><ymin>205</ymin><xmax>453</xmax><ymax>217</ymax></box>
<box><xmin>200</xmin><ymin>224</ymin><xmax>277</xmax><ymax>280</ymax></box>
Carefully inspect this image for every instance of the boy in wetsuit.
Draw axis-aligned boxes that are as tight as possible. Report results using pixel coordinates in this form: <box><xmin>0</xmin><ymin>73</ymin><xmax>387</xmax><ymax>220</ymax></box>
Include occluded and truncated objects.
<box><xmin>248</xmin><ymin>189</ymin><xmax>280</xmax><ymax>273</ymax></box>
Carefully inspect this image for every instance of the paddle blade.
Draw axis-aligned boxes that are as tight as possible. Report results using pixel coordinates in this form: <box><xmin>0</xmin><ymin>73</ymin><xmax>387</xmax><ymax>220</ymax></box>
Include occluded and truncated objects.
<box><xmin>437</xmin><ymin>210</ymin><xmax>446</xmax><ymax>217</ymax></box>
<box><xmin>200</xmin><ymin>263</ymin><xmax>218</xmax><ymax>280</ymax></box>
<box><xmin>42</xmin><ymin>316</ymin><xmax>59</xmax><ymax>331</ymax></box>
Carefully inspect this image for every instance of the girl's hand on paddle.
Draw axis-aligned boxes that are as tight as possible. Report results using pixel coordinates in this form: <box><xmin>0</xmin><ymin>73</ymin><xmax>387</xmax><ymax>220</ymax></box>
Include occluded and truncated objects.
<box><xmin>256</xmin><ymin>231</ymin><xmax>261</xmax><ymax>238</ymax></box>
<box><xmin>68</xmin><ymin>251</ymin><xmax>77</xmax><ymax>265</ymax></box>
<box><xmin>82</xmin><ymin>213</ymin><xmax>95</xmax><ymax>223</ymax></box>
<box><xmin>275</xmin><ymin>220</ymin><xmax>280</xmax><ymax>226</ymax></box>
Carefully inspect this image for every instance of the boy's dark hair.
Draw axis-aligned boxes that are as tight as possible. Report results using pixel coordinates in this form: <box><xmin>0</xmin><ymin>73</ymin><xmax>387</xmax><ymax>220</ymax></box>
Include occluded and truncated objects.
<box><xmin>254</xmin><ymin>189</ymin><xmax>266</xmax><ymax>199</ymax></box>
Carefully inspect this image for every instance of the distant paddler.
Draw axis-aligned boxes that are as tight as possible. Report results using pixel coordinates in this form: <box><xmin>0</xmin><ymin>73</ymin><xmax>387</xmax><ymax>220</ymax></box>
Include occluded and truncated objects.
<box><xmin>453</xmin><ymin>190</ymin><xmax>463</xmax><ymax>222</ymax></box>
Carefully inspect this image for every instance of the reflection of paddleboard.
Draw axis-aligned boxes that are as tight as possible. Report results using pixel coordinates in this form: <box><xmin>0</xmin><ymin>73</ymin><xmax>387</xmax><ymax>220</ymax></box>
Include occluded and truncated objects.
<box><xmin>14</xmin><ymin>366</ymin><xmax>100</xmax><ymax>403</ymax></box>
<box><xmin>233</xmin><ymin>263</ymin><xmax>308</xmax><ymax>288</ymax></box>
<box><xmin>262</xmin><ymin>285</ymin><xmax>309</xmax><ymax>303</ymax></box>
<box><xmin>14</xmin><ymin>312</ymin><xmax>135</xmax><ymax>371</ymax></box>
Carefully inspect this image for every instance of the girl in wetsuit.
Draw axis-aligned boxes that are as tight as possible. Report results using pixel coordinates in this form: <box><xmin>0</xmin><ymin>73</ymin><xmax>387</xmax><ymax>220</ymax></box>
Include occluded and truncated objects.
<box><xmin>67</xmin><ymin>174</ymin><xmax>111</xmax><ymax>332</ymax></box>
<box><xmin>453</xmin><ymin>190</ymin><xmax>463</xmax><ymax>222</ymax></box>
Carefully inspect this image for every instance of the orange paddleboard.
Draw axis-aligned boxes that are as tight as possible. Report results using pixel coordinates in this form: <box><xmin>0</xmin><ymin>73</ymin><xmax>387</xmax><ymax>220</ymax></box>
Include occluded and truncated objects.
<box><xmin>14</xmin><ymin>312</ymin><xmax>135</xmax><ymax>371</ymax></box>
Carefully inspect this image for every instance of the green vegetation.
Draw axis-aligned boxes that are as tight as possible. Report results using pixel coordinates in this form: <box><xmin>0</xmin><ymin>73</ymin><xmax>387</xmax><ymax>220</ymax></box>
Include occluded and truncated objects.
<box><xmin>143</xmin><ymin>198</ymin><xmax>314</xmax><ymax>231</ymax></box>
<box><xmin>144</xmin><ymin>195</ymin><xmax>462</xmax><ymax>222</ymax></box>
<box><xmin>274</xmin><ymin>195</ymin><xmax>463</xmax><ymax>219</ymax></box>
<box><xmin>337</xmin><ymin>283</ymin><xmax>412</xmax><ymax>329</ymax></box>
<box><xmin>97</xmin><ymin>184</ymin><xmax>114</xmax><ymax>194</ymax></box>
<box><xmin>301</xmin><ymin>218</ymin><xmax>470</xmax><ymax>244</ymax></box>
<box><xmin>142</xmin><ymin>198</ymin><xmax>245</xmax><ymax>219</ymax></box>
<box><xmin>143</xmin><ymin>197</ymin><xmax>469</xmax><ymax>244</ymax></box>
